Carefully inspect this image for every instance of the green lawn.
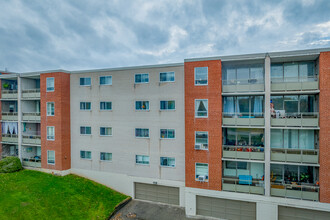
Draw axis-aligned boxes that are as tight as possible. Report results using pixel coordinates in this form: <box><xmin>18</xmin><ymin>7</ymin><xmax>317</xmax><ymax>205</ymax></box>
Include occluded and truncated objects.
<box><xmin>0</xmin><ymin>170</ymin><xmax>129</xmax><ymax>220</ymax></box>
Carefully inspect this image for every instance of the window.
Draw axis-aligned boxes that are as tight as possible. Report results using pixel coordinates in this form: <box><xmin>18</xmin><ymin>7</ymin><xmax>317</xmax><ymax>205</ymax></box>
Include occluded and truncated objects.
<box><xmin>160</xmin><ymin>157</ymin><xmax>175</xmax><ymax>167</ymax></box>
<box><xmin>47</xmin><ymin>102</ymin><xmax>54</xmax><ymax>116</ymax></box>
<box><xmin>271</xmin><ymin>61</ymin><xmax>316</xmax><ymax>83</ymax></box>
<box><xmin>135</xmin><ymin>128</ymin><xmax>149</xmax><ymax>138</ymax></box>
<box><xmin>222</xmin><ymin>64</ymin><xmax>264</xmax><ymax>85</ymax></box>
<box><xmin>223</xmin><ymin>128</ymin><xmax>264</xmax><ymax>147</ymax></box>
<box><xmin>195</xmin><ymin>99</ymin><xmax>208</xmax><ymax>117</ymax></box>
<box><xmin>223</xmin><ymin>96</ymin><xmax>264</xmax><ymax>118</ymax></box>
<box><xmin>271</xmin><ymin>95</ymin><xmax>316</xmax><ymax>117</ymax></box>
<box><xmin>100</xmin><ymin>152</ymin><xmax>112</xmax><ymax>161</ymax></box>
<box><xmin>160</xmin><ymin>72</ymin><xmax>175</xmax><ymax>82</ymax></box>
<box><xmin>270</xmin><ymin>164</ymin><xmax>317</xmax><ymax>184</ymax></box>
<box><xmin>100</xmin><ymin>127</ymin><xmax>112</xmax><ymax>136</ymax></box>
<box><xmin>136</xmin><ymin>155</ymin><xmax>150</xmax><ymax>165</ymax></box>
<box><xmin>271</xmin><ymin>129</ymin><xmax>316</xmax><ymax>150</ymax></box>
<box><xmin>46</xmin><ymin>77</ymin><xmax>54</xmax><ymax>92</ymax></box>
<box><xmin>100</xmin><ymin>76</ymin><xmax>112</xmax><ymax>85</ymax></box>
<box><xmin>195</xmin><ymin>131</ymin><xmax>208</xmax><ymax>150</ymax></box>
<box><xmin>80</xmin><ymin>102</ymin><xmax>91</xmax><ymax>110</ymax></box>
<box><xmin>47</xmin><ymin>126</ymin><xmax>55</xmax><ymax>140</ymax></box>
<box><xmin>135</xmin><ymin>73</ymin><xmax>149</xmax><ymax>84</ymax></box>
<box><xmin>160</xmin><ymin>129</ymin><xmax>175</xmax><ymax>139</ymax></box>
<box><xmin>195</xmin><ymin>67</ymin><xmax>208</xmax><ymax>85</ymax></box>
<box><xmin>135</xmin><ymin>101</ymin><xmax>149</xmax><ymax>110</ymax></box>
<box><xmin>80</xmin><ymin>150</ymin><xmax>92</xmax><ymax>159</ymax></box>
<box><xmin>196</xmin><ymin>163</ymin><xmax>209</xmax><ymax>180</ymax></box>
<box><xmin>80</xmin><ymin>126</ymin><xmax>91</xmax><ymax>135</ymax></box>
<box><xmin>160</xmin><ymin>101</ymin><xmax>175</xmax><ymax>110</ymax></box>
<box><xmin>80</xmin><ymin>77</ymin><xmax>91</xmax><ymax>86</ymax></box>
<box><xmin>100</xmin><ymin>102</ymin><xmax>112</xmax><ymax>110</ymax></box>
<box><xmin>47</xmin><ymin>150</ymin><xmax>55</xmax><ymax>164</ymax></box>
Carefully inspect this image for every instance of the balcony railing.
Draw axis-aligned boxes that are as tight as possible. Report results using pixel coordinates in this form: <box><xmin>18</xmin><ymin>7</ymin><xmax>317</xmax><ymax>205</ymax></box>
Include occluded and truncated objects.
<box><xmin>271</xmin><ymin>76</ymin><xmax>318</xmax><ymax>91</ymax></box>
<box><xmin>22</xmin><ymin>112</ymin><xmax>41</xmax><ymax>121</ymax></box>
<box><xmin>271</xmin><ymin>148</ymin><xmax>319</xmax><ymax>164</ymax></box>
<box><xmin>22</xmin><ymin>89</ymin><xmax>40</xmax><ymax>99</ymax></box>
<box><xmin>222</xmin><ymin>78</ymin><xmax>265</xmax><ymax>93</ymax></box>
<box><xmin>1</xmin><ymin>134</ymin><xmax>18</xmax><ymax>143</ymax></box>
<box><xmin>271</xmin><ymin>112</ymin><xmax>319</xmax><ymax>127</ymax></box>
<box><xmin>22</xmin><ymin>134</ymin><xmax>41</xmax><ymax>145</ymax></box>
<box><xmin>222</xmin><ymin>177</ymin><xmax>264</xmax><ymax>195</ymax></box>
<box><xmin>223</xmin><ymin>145</ymin><xmax>264</xmax><ymax>160</ymax></box>
<box><xmin>223</xmin><ymin>112</ymin><xmax>264</xmax><ymax>126</ymax></box>
<box><xmin>22</xmin><ymin>158</ymin><xmax>41</xmax><ymax>168</ymax></box>
<box><xmin>271</xmin><ymin>182</ymin><xmax>319</xmax><ymax>201</ymax></box>
<box><xmin>1</xmin><ymin>90</ymin><xmax>18</xmax><ymax>99</ymax></box>
<box><xmin>1</xmin><ymin>112</ymin><xmax>18</xmax><ymax>121</ymax></box>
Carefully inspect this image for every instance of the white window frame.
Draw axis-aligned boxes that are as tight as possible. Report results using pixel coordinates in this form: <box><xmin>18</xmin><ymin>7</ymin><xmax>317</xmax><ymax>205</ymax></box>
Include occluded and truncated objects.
<box><xmin>99</xmin><ymin>75</ymin><xmax>112</xmax><ymax>85</ymax></box>
<box><xmin>100</xmin><ymin>127</ymin><xmax>113</xmax><ymax>136</ymax></box>
<box><xmin>160</xmin><ymin>100</ymin><xmax>176</xmax><ymax>111</ymax></box>
<box><xmin>194</xmin><ymin>67</ymin><xmax>208</xmax><ymax>85</ymax></box>
<box><xmin>100</xmin><ymin>101</ymin><xmax>112</xmax><ymax>111</ymax></box>
<box><xmin>47</xmin><ymin>150</ymin><xmax>55</xmax><ymax>165</ymax></box>
<box><xmin>195</xmin><ymin>131</ymin><xmax>208</xmax><ymax>150</ymax></box>
<box><xmin>46</xmin><ymin>77</ymin><xmax>55</xmax><ymax>92</ymax></box>
<box><xmin>47</xmin><ymin>126</ymin><xmax>55</xmax><ymax>140</ymax></box>
<box><xmin>80</xmin><ymin>102</ymin><xmax>91</xmax><ymax>111</ymax></box>
<box><xmin>46</xmin><ymin>102</ymin><xmax>55</xmax><ymax>116</ymax></box>
<box><xmin>100</xmin><ymin>152</ymin><xmax>112</xmax><ymax>162</ymax></box>
<box><xmin>195</xmin><ymin>99</ymin><xmax>208</xmax><ymax>118</ymax></box>
<box><xmin>135</xmin><ymin>155</ymin><xmax>150</xmax><ymax>165</ymax></box>
<box><xmin>160</xmin><ymin>129</ymin><xmax>175</xmax><ymax>139</ymax></box>
<box><xmin>195</xmin><ymin>162</ymin><xmax>209</xmax><ymax>181</ymax></box>
<box><xmin>134</xmin><ymin>73</ymin><xmax>149</xmax><ymax>84</ymax></box>
<box><xmin>160</xmin><ymin>157</ymin><xmax>176</xmax><ymax>168</ymax></box>
<box><xmin>80</xmin><ymin>150</ymin><xmax>92</xmax><ymax>160</ymax></box>
<box><xmin>159</xmin><ymin>71</ymin><xmax>175</xmax><ymax>83</ymax></box>
<box><xmin>80</xmin><ymin>126</ymin><xmax>92</xmax><ymax>135</ymax></box>
<box><xmin>135</xmin><ymin>101</ymin><xmax>150</xmax><ymax>111</ymax></box>
<box><xmin>80</xmin><ymin>77</ymin><xmax>91</xmax><ymax>86</ymax></box>
<box><xmin>135</xmin><ymin>128</ymin><xmax>150</xmax><ymax>138</ymax></box>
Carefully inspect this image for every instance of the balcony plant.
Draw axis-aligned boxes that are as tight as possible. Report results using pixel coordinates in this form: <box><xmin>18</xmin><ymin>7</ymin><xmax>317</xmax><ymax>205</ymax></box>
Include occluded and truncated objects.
<box><xmin>3</xmin><ymin>82</ymin><xmax>10</xmax><ymax>90</ymax></box>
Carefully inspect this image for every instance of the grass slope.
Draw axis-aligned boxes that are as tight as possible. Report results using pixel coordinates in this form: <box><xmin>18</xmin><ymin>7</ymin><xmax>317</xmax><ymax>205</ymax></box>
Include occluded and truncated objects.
<box><xmin>0</xmin><ymin>170</ymin><xmax>128</xmax><ymax>220</ymax></box>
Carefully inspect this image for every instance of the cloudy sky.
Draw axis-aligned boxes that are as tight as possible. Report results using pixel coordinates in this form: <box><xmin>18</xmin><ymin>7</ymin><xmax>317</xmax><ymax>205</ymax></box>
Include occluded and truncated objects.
<box><xmin>1</xmin><ymin>0</ymin><xmax>330</xmax><ymax>72</ymax></box>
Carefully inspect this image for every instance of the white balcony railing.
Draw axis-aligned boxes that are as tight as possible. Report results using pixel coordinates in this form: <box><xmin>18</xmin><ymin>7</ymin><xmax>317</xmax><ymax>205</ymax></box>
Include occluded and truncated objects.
<box><xmin>223</xmin><ymin>145</ymin><xmax>264</xmax><ymax>160</ymax></box>
<box><xmin>1</xmin><ymin>134</ymin><xmax>18</xmax><ymax>143</ymax></box>
<box><xmin>271</xmin><ymin>76</ymin><xmax>318</xmax><ymax>91</ymax></box>
<box><xmin>222</xmin><ymin>78</ymin><xmax>265</xmax><ymax>93</ymax></box>
<box><xmin>271</xmin><ymin>148</ymin><xmax>319</xmax><ymax>164</ymax></box>
<box><xmin>223</xmin><ymin>112</ymin><xmax>264</xmax><ymax>126</ymax></box>
<box><xmin>222</xmin><ymin>177</ymin><xmax>264</xmax><ymax>195</ymax></box>
<box><xmin>1</xmin><ymin>90</ymin><xmax>18</xmax><ymax>99</ymax></box>
<box><xmin>22</xmin><ymin>112</ymin><xmax>41</xmax><ymax>121</ymax></box>
<box><xmin>22</xmin><ymin>134</ymin><xmax>41</xmax><ymax>145</ymax></box>
<box><xmin>271</xmin><ymin>112</ymin><xmax>319</xmax><ymax>127</ymax></box>
<box><xmin>1</xmin><ymin>112</ymin><xmax>18</xmax><ymax>121</ymax></box>
<box><xmin>271</xmin><ymin>182</ymin><xmax>319</xmax><ymax>201</ymax></box>
<box><xmin>22</xmin><ymin>158</ymin><xmax>41</xmax><ymax>168</ymax></box>
<box><xmin>22</xmin><ymin>89</ymin><xmax>40</xmax><ymax>99</ymax></box>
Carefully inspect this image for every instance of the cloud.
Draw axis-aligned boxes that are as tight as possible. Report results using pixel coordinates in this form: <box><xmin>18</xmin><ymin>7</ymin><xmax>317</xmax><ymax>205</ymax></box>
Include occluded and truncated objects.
<box><xmin>0</xmin><ymin>0</ymin><xmax>329</xmax><ymax>72</ymax></box>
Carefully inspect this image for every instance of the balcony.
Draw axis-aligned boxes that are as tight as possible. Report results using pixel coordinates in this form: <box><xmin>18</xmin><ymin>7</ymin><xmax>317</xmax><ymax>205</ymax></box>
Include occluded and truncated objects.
<box><xmin>1</xmin><ymin>112</ymin><xmax>18</xmax><ymax>121</ymax></box>
<box><xmin>22</xmin><ymin>157</ymin><xmax>41</xmax><ymax>168</ymax></box>
<box><xmin>1</xmin><ymin>90</ymin><xmax>18</xmax><ymax>99</ymax></box>
<box><xmin>222</xmin><ymin>79</ymin><xmax>264</xmax><ymax>93</ymax></box>
<box><xmin>271</xmin><ymin>183</ymin><xmax>319</xmax><ymax>201</ymax></box>
<box><xmin>0</xmin><ymin>144</ymin><xmax>18</xmax><ymax>158</ymax></box>
<box><xmin>223</xmin><ymin>146</ymin><xmax>264</xmax><ymax>160</ymax></box>
<box><xmin>22</xmin><ymin>135</ymin><xmax>41</xmax><ymax>145</ymax></box>
<box><xmin>222</xmin><ymin>177</ymin><xmax>264</xmax><ymax>195</ymax></box>
<box><xmin>223</xmin><ymin>113</ymin><xmax>264</xmax><ymax>126</ymax></box>
<box><xmin>22</xmin><ymin>89</ymin><xmax>40</xmax><ymax>99</ymax></box>
<box><xmin>271</xmin><ymin>149</ymin><xmax>318</xmax><ymax>164</ymax></box>
<box><xmin>1</xmin><ymin>134</ymin><xmax>18</xmax><ymax>143</ymax></box>
<box><xmin>271</xmin><ymin>112</ymin><xmax>318</xmax><ymax>127</ymax></box>
<box><xmin>22</xmin><ymin>112</ymin><xmax>41</xmax><ymax>122</ymax></box>
<box><xmin>271</xmin><ymin>76</ymin><xmax>318</xmax><ymax>92</ymax></box>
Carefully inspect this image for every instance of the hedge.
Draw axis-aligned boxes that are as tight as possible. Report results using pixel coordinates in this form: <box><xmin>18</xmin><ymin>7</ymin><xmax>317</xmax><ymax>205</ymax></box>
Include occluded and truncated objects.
<box><xmin>0</xmin><ymin>156</ymin><xmax>23</xmax><ymax>173</ymax></box>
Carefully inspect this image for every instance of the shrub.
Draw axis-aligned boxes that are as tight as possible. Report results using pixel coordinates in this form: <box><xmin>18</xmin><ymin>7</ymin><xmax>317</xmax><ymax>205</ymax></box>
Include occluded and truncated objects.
<box><xmin>0</xmin><ymin>156</ymin><xmax>23</xmax><ymax>173</ymax></box>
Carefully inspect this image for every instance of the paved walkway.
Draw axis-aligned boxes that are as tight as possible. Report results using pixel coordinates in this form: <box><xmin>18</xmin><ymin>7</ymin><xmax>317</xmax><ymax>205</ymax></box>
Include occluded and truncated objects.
<box><xmin>111</xmin><ymin>200</ymin><xmax>215</xmax><ymax>220</ymax></box>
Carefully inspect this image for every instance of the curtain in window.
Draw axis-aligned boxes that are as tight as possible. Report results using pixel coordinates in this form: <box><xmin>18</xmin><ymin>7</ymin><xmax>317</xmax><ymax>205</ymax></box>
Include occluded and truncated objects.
<box><xmin>195</xmin><ymin>100</ymin><xmax>208</xmax><ymax>116</ymax></box>
<box><xmin>284</xmin><ymin>130</ymin><xmax>298</xmax><ymax>149</ymax></box>
<box><xmin>299</xmin><ymin>130</ymin><xmax>314</xmax><ymax>149</ymax></box>
<box><xmin>224</xmin><ymin>97</ymin><xmax>235</xmax><ymax>116</ymax></box>
<box><xmin>271</xmin><ymin>129</ymin><xmax>283</xmax><ymax>148</ymax></box>
<box><xmin>253</xmin><ymin>96</ymin><xmax>263</xmax><ymax>117</ymax></box>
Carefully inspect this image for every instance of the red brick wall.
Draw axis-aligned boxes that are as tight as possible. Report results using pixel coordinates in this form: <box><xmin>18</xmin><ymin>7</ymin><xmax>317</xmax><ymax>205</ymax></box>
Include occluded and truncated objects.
<box><xmin>0</xmin><ymin>79</ymin><xmax>2</xmax><ymax>157</ymax></box>
<box><xmin>319</xmin><ymin>51</ymin><xmax>330</xmax><ymax>203</ymax></box>
<box><xmin>40</xmin><ymin>72</ymin><xmax>71</xmax><ymax>170</ymax></box>
<box><xmin>184</xmin><ymin>60</ymin><xmax>222</xmax><ymax>190</ymax></box>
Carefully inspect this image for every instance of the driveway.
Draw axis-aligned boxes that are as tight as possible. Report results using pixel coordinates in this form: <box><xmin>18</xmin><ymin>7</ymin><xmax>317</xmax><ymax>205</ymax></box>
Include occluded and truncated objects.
<box><xmin>111</xmin><ymin>200</ymin><xmax>215</xmax><ymax>220</ymax></box>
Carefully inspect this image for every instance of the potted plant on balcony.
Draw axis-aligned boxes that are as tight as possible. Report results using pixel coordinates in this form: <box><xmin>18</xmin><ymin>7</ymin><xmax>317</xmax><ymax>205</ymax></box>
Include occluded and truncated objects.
<box><xmin>3</xmin><ymin>82</ymin><xmax>10</xmax><ymax>90</ymax></box>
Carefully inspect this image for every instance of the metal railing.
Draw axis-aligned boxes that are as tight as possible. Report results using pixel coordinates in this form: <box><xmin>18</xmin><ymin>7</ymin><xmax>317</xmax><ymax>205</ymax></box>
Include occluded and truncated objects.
<box><xmin>223</xmin><ymin>78</ymin><xmax>264</xmax><ymax>85</ymax></box>
<box><xmin>223</xmin><ymin>145</ymin><xmax>264</xmax><ymax>152</ymax></box>
<box><xmin>22</xmin><ymin>158</ymin><xmax>41</xmax><ymax>168</ymax></box>
<box><xmin>222</xmin><ymin>177</ymin><xmax>265</xmax><ymax>195</ymax></box>
<box><xmin>223</xmin><ymin>145</ymin><xmax>264</xmax><ymax>160</ymax></box>
<box><xmin>22</xmin><ymin>88</ymin><xmax>40</xmax><ymax>93</ymax></box>
<box><xmin>271</xmin><ymin>148</ymin><xmax>319</xmax><ymax>163</ymax></box>
<box><xmin>1</xmin><ymin>90</ymin><xmax>18</xmax><ymax>94</ymax></box>
<box><xmin>271</xmin><ymin>182</ymin><xmax>319</xmax><ymax>201</ymax></box>
<box><xmin>1</xmin><ymin>112</ymin><xmax>18</xmax><ymax>116</ymax></box>
<box><xmin>22</xmin><ymin>112</ymin><xmax>41</xmax><ymax>116</ymax></box>
<box><xmin>22</xmin><ymin>134</ymin><xmax>41</xmax><ymax>139</ymax></box>
<box><xmin>2</xmin><ymin>134</ymin><xmax>18</xmax><ymax>138</ymax></box>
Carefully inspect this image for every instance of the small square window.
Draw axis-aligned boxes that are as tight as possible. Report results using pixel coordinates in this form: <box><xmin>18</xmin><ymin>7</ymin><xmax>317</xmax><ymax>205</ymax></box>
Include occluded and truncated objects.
<box><xmin>47</xmin><ymin>150</ymin><xmax>55</xmax><ymax>164</ymax></box>
<box><xmin>160</xmin><ymin>157</ymin><xmax>175</xmax><ymax>167</ymax></box>
<box><xmin>160</xmin><ymin>101</ymin><xmax>175</xmax><ymax>110</ymax></box>
<box><xmin>46</xmin><ymin>77</ymin><xmax>54</xmax><ymax>92</ymax></box>
<box><xmin>135</xmin><ymin>101</ymin><xmax>149</xmax><ymax>110</ymax></box>
<box><xmin>195</xmin><ymin>131</ymin><xmax>208</xmax><ymax>150</ymax></box>
<box><xmin>100</xmin><ymin>102</ymin><xmax>112</xmax><ymax>110</ymax></box>
<box><xmin>80</xmin><ymin>77</ymin><xmax>91</xmax><ymax>86</ymax></box>
<box><xmin>47</xmin><ymin>126</ymin><xmax>55</xmax><ymax>140</ymax></box>
<box><xmin>100</xmin><ymin>127</ymin><xmax>112</xmax><ymax>136</ymax></box>
<box><xmin>196</xmin><ymin>163</ymin><xmax>209</xmax><ymax>180</ymax></box>
<box><xmin>80</xmin><ymin>102</ymin><xmax>91</xmax><ymax>110</ymax></box>
<box><xmin>135</xmin><ymin>128</ymin><xmax>149</xmax><ymax>138</ymax></box>
<box><xmin>80</xmin><ymin>126</ymin><xmax>91</xmax><ymax>135</ymax></box>
<box><xmin>47</xmin><ymin>102</ymin><xmax>55</xmax><ymax>116</ymax></box>
<box><xmin>160</xmin><ymin>72</ymin><xmax>175</xmax><ymax>82</ymax></box>
<box><xmin>100</xmin><ymin>152</ymin><xmax>112</xmax><ymax>161</ymax></box>
<box><xmin>195</xmin><ymin>67</ymin><xmax>208</xmax><ymax>85</ymax></box>
<box><xmin>136</xmin><ymin>155</ymin><xmax>150</xmax><ymax>165</ymax></box>
<box><xmin>80</xmin><ymin>150</ymin><xmax>92</xmax><ymax>159</ymax></box>
<box><xmin>100</xmin><ymin>76</ymin><xmax>112</xmax><ymax>85</ymax></box>
<box><xmin>135</xmin><ymin>73</ymin><xmax>149</xmax><ymax>84</ymax></box>
<box><xmin>160</xmin><ymin>129</ymin><xmax>175</xmax><ymax>139</ymax></box>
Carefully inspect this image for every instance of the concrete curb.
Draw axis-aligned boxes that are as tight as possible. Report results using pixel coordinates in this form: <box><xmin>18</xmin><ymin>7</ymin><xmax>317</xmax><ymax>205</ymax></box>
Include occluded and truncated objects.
<box><xmin>108</xmin><ymin>197</ymin><xmax>132</xmax><ymax>220</ymax></box>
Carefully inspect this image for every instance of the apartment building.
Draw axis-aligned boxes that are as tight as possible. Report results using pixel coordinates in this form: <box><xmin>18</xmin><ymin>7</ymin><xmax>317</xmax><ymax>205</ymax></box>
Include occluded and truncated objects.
<box><xmin>1</xmin><ymin>48</ymin><xmax>330</xmax><ymax>220</ymax></box>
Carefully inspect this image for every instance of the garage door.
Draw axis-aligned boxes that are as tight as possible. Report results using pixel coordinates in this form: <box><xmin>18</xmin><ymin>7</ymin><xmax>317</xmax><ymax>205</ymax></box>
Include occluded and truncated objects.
<box><xmin>279</xmin><ymin>206</ymin><xmax>330</xmax><ymax>220</ymax></box>
<box><xmin>196</xmin><ymin>196</ymin><xmax>256</xmax><ymax>220</ymax></box>
<box><xmin>134</xmin><ymin>183</ymin><xmax>179</xmax><ymax>205</ymax></box>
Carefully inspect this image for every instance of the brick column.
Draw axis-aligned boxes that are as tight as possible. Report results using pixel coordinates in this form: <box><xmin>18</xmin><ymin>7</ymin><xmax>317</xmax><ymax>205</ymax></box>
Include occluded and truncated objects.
<box><xmin>319</xmin><ymin>51</ymin><xmax>330</xmax><ymax>203</ymax></box>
